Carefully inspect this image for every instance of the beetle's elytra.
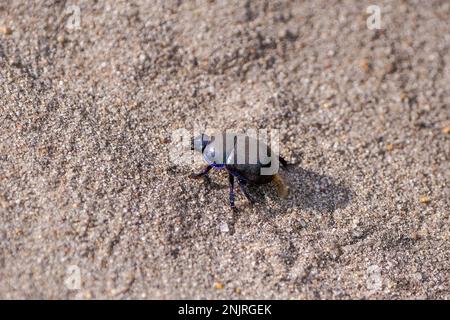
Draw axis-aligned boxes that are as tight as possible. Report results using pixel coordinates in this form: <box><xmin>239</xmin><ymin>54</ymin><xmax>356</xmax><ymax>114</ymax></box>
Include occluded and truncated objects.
<box><xmin>190</xmin><ymin>132</ymin><xmax>289</xmax><ymax>209</ymax></box>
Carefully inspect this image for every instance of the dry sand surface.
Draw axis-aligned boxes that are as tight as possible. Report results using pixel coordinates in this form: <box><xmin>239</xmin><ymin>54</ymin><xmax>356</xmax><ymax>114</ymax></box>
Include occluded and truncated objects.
<box><xmin>0</xmin><ymin>1</ymin><xmax>449</xmax><ymax>299</ymax></box>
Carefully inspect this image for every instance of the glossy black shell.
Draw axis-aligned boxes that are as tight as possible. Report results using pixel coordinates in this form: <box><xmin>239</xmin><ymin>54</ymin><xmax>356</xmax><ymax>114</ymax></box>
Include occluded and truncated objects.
<box><xmin>202</xmin><ymin>133</ymin><xmax>278</xmax><ymax>184</ymax></box>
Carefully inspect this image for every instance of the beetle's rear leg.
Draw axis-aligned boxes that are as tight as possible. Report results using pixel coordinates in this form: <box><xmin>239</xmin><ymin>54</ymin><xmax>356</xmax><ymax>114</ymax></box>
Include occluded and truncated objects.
<box><xmin>273</xmin><ymin>173</ymin><xmax>289</xmax><ymax>198</ymax></box>
<box><xmin>189</xmin><ymin>165</ymin><xmax>212</xmax><ymax>179</ymax></box>
<box><xmin>228</xmin><ymin>173</ymin><xmax>236</xmax><ymax>210</ymax></box>
<box><xmin>237</xmin><ymin>178</ymin><xmax>255</xmax><ymax>204</ymax></box>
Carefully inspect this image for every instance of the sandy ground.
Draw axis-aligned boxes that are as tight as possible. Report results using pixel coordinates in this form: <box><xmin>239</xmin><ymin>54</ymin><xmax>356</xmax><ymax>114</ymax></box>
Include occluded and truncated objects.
<box><xmin>0</xmin><ymin>0</ymin><xmax>449</xmax><ymax>299</ymax></box>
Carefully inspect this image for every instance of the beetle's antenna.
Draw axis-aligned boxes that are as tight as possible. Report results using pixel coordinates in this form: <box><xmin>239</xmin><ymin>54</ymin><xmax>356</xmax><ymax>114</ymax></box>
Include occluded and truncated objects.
<box><xmin>273</xmin><ymin>174</ymin><xmax>289</xmax><ymax>198</ymax></box>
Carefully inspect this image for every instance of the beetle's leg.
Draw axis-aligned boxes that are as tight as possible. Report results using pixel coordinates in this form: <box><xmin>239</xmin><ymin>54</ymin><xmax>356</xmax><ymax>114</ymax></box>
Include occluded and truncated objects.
<box><xmin>279</xmin><ymin>156</ymin><xmax>288</xmax><ymax>168</ymax></box>
<box><xmin>189</xmin><ymin>165</ymin><xmax>212</xmax><ymax>179</ymax></box>
<box><xmin>228</xmin><ymin>173</ymin><xmax>236</xmax><ymax>210</ymax></box>
<box><xmin>273</xmin><ymin>174</ymin><xmax>289</xmax><ymax>198</ymax></box>
<box><xmin>238</xmin><ymin>178</ymin><xmax>255</xmax><ymax>204</ymax></box>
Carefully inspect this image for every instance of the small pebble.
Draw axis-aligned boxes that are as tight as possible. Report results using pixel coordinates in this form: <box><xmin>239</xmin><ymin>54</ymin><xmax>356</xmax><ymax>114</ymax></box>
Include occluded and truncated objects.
<box><xmin>410</xmin><ymin>232</ymin><xmax>420</xmax><ymax>241</ymax></box>
<box><xmin>386</xmin><ymin>143</ymin><xmax>394</xmax><ymax>151</ymax></box>
<box><xmin>219</xmin><ymin>222</ymin><xmax>229</xmax><ymax>233</ymax></box>
<box><xmin>57</xmin><ymin>35</ymin><xmax>65</xmax><ymax>44</ymax></box>
<box><xmin>214</xmin><ymin>282</ymin><xmax>224</xmax><ymax>289</ymax></box>
<box><xmin>0</xmin><ymin>27</ymin><xmax>12</xmax><ymax>35</ymax></box>
<box><xmin>412</xmin><ymin>272</ymin><xmax>423</xmax><ymax>281</ymax></box>
<box><xmin>360</xmin><ymin>59</ymin><xmax>370</xmax><ymax>72</ymax></box>
<box><xmin>419</xmin><ymin>196</ymin><xmax>430</xmax><ymax>204</ymax></box>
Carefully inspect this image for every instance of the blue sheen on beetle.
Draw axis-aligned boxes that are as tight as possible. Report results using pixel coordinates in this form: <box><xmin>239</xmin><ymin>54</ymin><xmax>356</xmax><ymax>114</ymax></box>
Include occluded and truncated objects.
<box><xmin>190</xmin><ymin>132</ymin><xmax>289</xmax><ymax>209</ymax></box>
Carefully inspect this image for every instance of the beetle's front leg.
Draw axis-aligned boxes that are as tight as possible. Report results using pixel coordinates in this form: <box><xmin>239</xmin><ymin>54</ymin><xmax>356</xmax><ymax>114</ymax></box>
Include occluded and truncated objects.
<box><xmin>189</xmin><ymin>165</ymin><xmax>212</xmax><ymax>179</ymax></box>
<box><xmin>238</xmin><ymin>178</ymin><xmax>255</xmax><ymax>204</ymax></box>
<box><xmin>228</xmin><ymin>173</ymin><xmax>236</xmax><ymax>210</ymax></box>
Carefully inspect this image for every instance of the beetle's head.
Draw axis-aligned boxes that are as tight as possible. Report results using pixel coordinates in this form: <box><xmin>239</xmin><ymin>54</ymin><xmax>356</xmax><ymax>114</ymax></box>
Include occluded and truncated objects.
<box><xmin>191</xmin><ymin>134</ymin><xmax>211</xmax><ymax>152</ymax></box>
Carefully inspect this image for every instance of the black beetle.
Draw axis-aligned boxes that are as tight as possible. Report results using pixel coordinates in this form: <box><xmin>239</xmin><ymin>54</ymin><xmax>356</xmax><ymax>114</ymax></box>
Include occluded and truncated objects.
<box><xmin>190</xmin><ymin>132</ymin><xmax>289</xmax><ymax>209</ymax></box>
